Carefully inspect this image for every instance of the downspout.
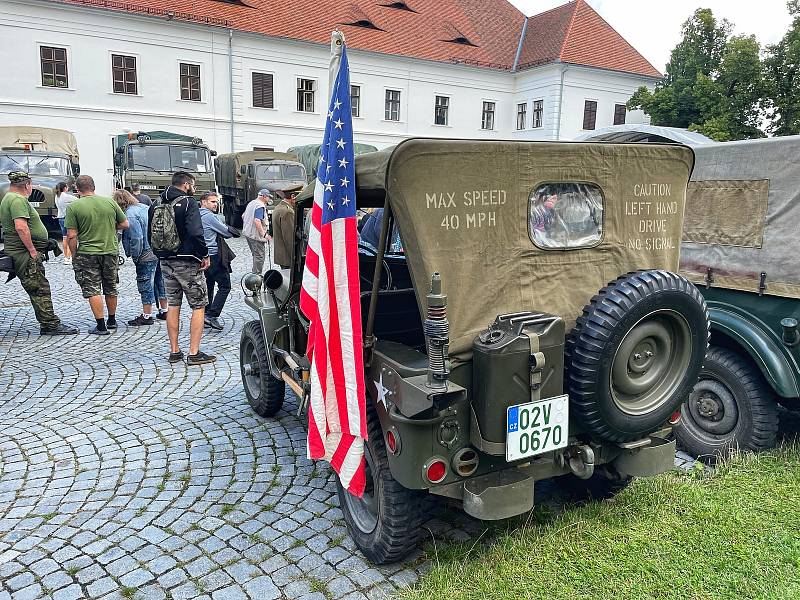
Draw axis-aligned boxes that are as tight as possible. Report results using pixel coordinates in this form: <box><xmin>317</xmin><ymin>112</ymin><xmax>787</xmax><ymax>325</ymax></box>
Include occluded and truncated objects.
<box><xmin>555</xmin><ymin>63</ymin><xmax>566</xmax><ymax>140</ymax></box>
<box><xmin>228</xmin><ymin>28</ymin><xmax>235</xmax><ymax>152</ymax></box>
<box><xmin>512</xmin><ymin>17</ymin><xmax>528</xmax><ymax>72</ymax></box>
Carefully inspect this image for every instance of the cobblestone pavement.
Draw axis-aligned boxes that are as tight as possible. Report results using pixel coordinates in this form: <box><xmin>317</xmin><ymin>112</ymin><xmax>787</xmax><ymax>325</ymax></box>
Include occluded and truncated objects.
<box><xmin>0</xmin><ymin>237</ymin><xmax>711</xmax><ymax>600</ymax></box>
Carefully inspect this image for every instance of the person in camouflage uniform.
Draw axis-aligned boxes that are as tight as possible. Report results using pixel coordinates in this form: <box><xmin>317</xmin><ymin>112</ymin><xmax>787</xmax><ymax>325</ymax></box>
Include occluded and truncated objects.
<box><xmin>0</xmin><ymin>171</ymin><xmax>77</xmax><ymax>335</ymax></box>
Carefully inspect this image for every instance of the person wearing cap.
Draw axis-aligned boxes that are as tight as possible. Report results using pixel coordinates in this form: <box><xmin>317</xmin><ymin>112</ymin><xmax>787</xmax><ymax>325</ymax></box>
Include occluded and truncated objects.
<box><xmin>242</xmin><ymin>188</ymin><xmax>272</xmax><ymax>274</ymax></box>
<box><xmin>271</xmin><ymin>186</ymin><xmax>301</xmax><ymax>270</ymax></box>
<box><xmin>0</xmin><ymin>171</ymin><xmax>77</xmax><ymax>335</ymax></box>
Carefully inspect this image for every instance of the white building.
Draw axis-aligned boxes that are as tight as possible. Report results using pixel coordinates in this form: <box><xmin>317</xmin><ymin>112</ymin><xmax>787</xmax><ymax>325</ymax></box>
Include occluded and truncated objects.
<box><xmin>0</xmin><ymin>0</ymin><xmax>660</xmax><ymax>194</ymax></box>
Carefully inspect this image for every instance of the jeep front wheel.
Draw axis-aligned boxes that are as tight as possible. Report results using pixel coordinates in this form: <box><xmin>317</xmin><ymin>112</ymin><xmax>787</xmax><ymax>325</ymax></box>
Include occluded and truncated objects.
<box><xmin>675</xmin><ymin>346</ymin><xmax>779</xmax><ymax>462</ymax></box>
<box><xmin>337</xmin><ymin>409</ymin><xmax>422</xmax><ymax>564</ymax></box>
<box><xmin>566</xmin><ymin>270</ymin><xmax>709</xmax><ymax>442</ymax></box>
<box><xmin>240</xmin><ymin>320</ymin><xmax>285</xmax><ymax>417</ymax></box>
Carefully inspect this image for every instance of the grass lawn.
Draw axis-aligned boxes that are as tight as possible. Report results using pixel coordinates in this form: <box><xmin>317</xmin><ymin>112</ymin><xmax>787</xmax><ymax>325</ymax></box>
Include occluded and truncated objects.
<box><xmin>403</xmin><ymin>444</ymin><xmax>800</xmax><ymax>600</ymax></box>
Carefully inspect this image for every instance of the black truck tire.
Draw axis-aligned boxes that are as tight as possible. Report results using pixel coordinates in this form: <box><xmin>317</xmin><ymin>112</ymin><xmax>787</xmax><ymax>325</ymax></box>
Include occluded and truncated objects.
<box><xmin>675</xmin><ymin>346</ymin><xmax>779</xmax><ymax>462</ymax></box>
<box><xmin>240</xmin><ymin>320</ymin><xmax>285</xmax><ymax>417</ymax></box>
<box><xmin>566</xmin><ymin>270</ymin><xmax>709</xmax><ymax>442</ymax></box>
<box><xmin>337</xmin><ymin>408</ymin><xmax>423</xmax><ymax>564</ymax></box>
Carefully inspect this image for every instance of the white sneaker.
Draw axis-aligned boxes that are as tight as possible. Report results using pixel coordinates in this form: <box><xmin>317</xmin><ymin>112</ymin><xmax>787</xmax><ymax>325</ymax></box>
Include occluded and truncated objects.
<box><xmin>63</xmin><ymin>257</ymin><xmax>72</xmax><ymax>265</ymax></box>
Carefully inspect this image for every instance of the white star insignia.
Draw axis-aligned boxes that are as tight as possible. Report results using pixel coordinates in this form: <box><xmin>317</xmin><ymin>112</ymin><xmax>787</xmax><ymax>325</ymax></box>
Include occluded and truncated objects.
<box><xmin>338</xmin><ymin>157</ymin><xmax>349</xmax><ymax>168</ymax></box>
<box><xmin>333</xmin><ymin>118</ymin><xmax>344</xmax><ymax>130</ymax></box>
<box><xmin>324</xmin><ymin>181</ymin><xmax>334</xmax><ymax>192</ymax></box>
<box><xmin>374</xmin><ymin>373</ymin><xmax>390</xmax><ymax>409</ymax></box>
<box><xmin>340</xmin><ymin>177</ymin><xmax>350</xmax><ymax>187</ymax></box>
<box><xmin>342</xmin><ymin>195</ymin><xmax>350</xmax><ymax>205</ymax></box>
<box><xmin>327</xmin><ymin>201</ymin><xmax>335</xmax><ymax>210</ymax></box>
<box><xmin>336</xmin><ymin>138</ymin><xmax>346</xmax><ymax>149</ymax></box>
<box><xmin>333</xmin><ymin>99</ymin><xmax>342</xmax><ymax>110</ymax></box>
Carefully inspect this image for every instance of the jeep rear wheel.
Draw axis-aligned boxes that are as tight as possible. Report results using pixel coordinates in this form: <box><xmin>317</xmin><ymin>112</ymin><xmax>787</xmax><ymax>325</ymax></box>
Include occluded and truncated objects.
<box><xmin>566</xmin><ymin>270</ymin><xmax>709</xmax><ymax>442</ymax></box>
<box><xmin>240</xmin><ymin>320</ymin><xmax>285</xmax><ymax>417</ymax></box>
<box><xmin>337</xmin><ymin>408</ymin><xmax>422</xmax><ymax>564</ymax></box>
<box><xmin>675</xmin><ymin>346</ymin><xmax>779</xmax><ymax>463</ymax></box>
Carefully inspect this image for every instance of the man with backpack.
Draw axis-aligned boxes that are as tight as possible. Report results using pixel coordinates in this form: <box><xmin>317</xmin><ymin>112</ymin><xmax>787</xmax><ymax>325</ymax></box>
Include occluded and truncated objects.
<box><xmin>148</xmin><ymin>172</ymin><xmax>215</xmax><ymax>366</ymax></box>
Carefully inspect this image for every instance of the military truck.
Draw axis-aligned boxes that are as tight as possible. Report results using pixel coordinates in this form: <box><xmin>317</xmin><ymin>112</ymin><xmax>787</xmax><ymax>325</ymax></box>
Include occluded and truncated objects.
<box><xmin>287</xmin><ymin>142</ymin><xmax>377</xmax><ymax>183</ymax></box>
<box><xmin>214</xmin><ymin>151</ymin><xmax>306</xmax><ymax>227</ymax></box>
<box><xmin>677</xmin><ymin>136</ymin><xmax>800</xmax><ymax>461</ymax></box>
<box><xmin>239</xmin><ymin>138</ymin><xmax>709</xmax><ymax>563</ymax></box>
<box><xmin>113</xmin><ymin>131</ymin><xmax>216</xmax><ymax>199</ymax></box>
<box><xmin>0</xmin><ymin>126</ymin><xmax>80</xmax><ymax>236</ymax></box>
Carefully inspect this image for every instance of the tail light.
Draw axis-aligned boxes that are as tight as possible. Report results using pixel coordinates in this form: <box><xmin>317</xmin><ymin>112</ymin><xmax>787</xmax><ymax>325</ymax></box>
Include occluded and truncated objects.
<box><xmin>424</xmin><ymin>458</ymin><xmax>447</xmax><ymax>484</ymax></box>
<box><xmin>669</xmin><ymin>409</ymin><xmax>681</xmax><ymax>425</ymax></box>
<box><xmin>452</xmin><ymin>448</ymin><xmax>479</xmax><ymax>477</ymax></box>
<box><xmin>385</xmin><ymin>428</ymin><xmax>401</xmax><ymax>455</ymax></box>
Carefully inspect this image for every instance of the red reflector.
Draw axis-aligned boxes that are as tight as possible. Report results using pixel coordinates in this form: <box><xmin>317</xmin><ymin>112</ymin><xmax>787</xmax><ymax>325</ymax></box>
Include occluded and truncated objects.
<box><xmin>669</xmin><ymin>409</ymin><xmax>681</xmax><ymax>425</ymax></box>
<box><xmin>426</xmin><ymin>459</ymin><xmax>446</xmax><ymax>484</ymax></box>
<box><xmin>386</xmin><ymin>431</ymin><xmax>397</xmax><ymax>454</ymax></box>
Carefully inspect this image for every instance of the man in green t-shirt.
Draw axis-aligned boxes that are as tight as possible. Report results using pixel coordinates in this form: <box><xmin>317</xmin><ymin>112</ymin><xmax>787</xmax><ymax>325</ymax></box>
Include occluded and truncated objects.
<box><xmin>0</xmin><ymin>171</ymin><xmax>77</xmax><ymax>335</ymax></box>
<box><xmin>65</xmin><ymin>175</ymin><xmax>129</xmax><ymax>335</ymax></box>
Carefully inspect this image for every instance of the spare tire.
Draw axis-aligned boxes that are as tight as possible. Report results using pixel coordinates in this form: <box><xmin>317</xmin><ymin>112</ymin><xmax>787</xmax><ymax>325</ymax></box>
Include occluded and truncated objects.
<box><xmin>566</xmin><ymin>270</ymin><xmax>708</xmax><ymax>442</ymax></box>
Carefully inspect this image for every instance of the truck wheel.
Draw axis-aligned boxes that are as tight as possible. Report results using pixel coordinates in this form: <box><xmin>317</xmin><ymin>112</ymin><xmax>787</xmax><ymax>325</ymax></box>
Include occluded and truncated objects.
<box><xmin>675</xmin><ymin>346</ymin><xmax>779</xmax><ymax>462</ymax></box>
<box><xmin>555</xmin><ymin>465</ymin><xmax>632</xmax><ymax>500</ymax></box>
<box><xmin>336</xmin><ymin>408</ymin><xmax>422</xmax><ymax>564</ymax></box>
<box><xmin>240</xmin><ymin>320</ymin><xmax>285</xmax><ymax>417</ymax></box>
<box><xmin>566</xmin><ymin>270</ymin><xmax>709</xmax><ymax>442</ymax></box>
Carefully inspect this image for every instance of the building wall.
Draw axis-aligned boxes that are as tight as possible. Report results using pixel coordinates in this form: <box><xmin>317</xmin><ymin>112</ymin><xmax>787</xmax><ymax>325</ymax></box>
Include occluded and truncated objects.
<box><xmin>0</xmin><ymin>0</ymin><xmax>656</xmax><ymax>195</ymax></box>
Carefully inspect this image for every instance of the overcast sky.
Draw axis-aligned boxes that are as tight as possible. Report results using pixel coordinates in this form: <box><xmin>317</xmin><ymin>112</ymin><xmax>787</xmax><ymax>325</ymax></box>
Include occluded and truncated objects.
<box><xmin>507</xmin><ymin>0</ymin><xmax>794</xmax><ymax>72</ymax></box>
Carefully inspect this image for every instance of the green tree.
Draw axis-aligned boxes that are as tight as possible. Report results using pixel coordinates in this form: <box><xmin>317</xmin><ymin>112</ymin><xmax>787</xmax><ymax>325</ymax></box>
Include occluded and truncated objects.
<box><xmin>763</xmin><ymin>1</ymin><xmax>800</xmax><ymax>135</ymax></box>
<box><xmin>628</xmin><ymin>9</ymin><xmax>765</xmax><ymax>141</ymax></box>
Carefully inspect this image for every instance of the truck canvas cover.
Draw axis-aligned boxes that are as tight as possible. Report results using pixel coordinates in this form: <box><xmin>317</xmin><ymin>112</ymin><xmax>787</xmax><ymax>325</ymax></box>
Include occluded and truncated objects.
<box><xmin>680</xmin><ymin>136</ymin><xmax>800</xmax><ymax>299</ymax></box>
<box><xmin>0</xmin><ymin>126</ymin><xmax>79</xmax><ymax>162</ymax></box>
<box><xmin>311</xmin><ymin>139</ymin><xmax>693</xmax><ymax>358</ymax></box>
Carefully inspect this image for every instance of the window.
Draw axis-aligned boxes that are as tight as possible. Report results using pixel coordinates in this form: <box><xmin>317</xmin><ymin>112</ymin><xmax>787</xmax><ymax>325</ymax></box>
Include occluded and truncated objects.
<box><xmin>297</xmin><ymin>78</ymin><xmax>315</xmax><ymax>112</ymax></box>
<box><xmin>614</xmin><ymin>103</ymin><xmax>627</xmax><ymax>125</ymax></box>
<box><xmin>40</xmin><ymin>46</ymin><xmax>68</xmax><ymax>88</ymax></box>
<box><xmin>435</xmin><ymin>95</ymin><xmax>449</xmax><ymax>126</ymax></box>
<box><xmin>532</xmin><ymin>99</ymin><xmax>543</xmax><ymax>128</ymax></box>
<box><xmin>529</xmin><ymin>182</ymin><xmax>604</xmax><ymax>249</ymax></box>
<box><xmin>481</xmin><ymin>101</ymin><xmax>495</xmax><ymax>130</ymax></box>
<box><xmin>252</xmin><ymin>72</ymin><xmax>274</xmax><ymax>108</ymax></box>
<box><xmin>111</xmin><ymin>54</ymin><xmax>137</xmax><ymax>95</ymax></box>
<box><xmin>516</xmin><ymin>103</ymin><xmax>527</xmax><ymax>130</ymax></box>
<box><xmin>128</xmin><ymin>144</ymin><xmax>210</xmax><ymax>173</ymax></box>
<box><xmin>385</xmin><ymin>89</ymin><xmax>401</xmax><ymax>121</ymax></box>
<box><xmin>350</xmin><ymin>85</ymin><xmax>361</xmax><ymax>117</ymax></box>
<box><xmin>253</xmin><ymin>146</ymin><xmax>274</xmax><ymax>151</ymax></box>
<box><xmin>180</xmin><ymin>63</ymin><xmax>201</xmax><ymax>101</ymax></box>
<box><xmin>582</xmin><ymin>100</ymin><xmax>597</xmax><ymax>130</ymax></box>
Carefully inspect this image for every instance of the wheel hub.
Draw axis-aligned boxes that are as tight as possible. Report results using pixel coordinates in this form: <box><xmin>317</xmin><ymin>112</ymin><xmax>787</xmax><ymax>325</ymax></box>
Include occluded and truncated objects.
<box><xmin>610</xmin><ymin>310</ymin><xmax>692</xmax><ymax>416</ymax></box>
<box><xmin>697</xmin><ymin>395</ymin><xmax>722</xmax><ymax>419</ymax></box>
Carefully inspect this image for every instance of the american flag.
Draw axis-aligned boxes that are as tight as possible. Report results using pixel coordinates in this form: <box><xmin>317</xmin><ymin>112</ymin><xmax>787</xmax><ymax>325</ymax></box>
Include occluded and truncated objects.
<box><xmin>299</xmin><ymin>34</ymin><xmax>367</xmax><ymax>497</ymax></box>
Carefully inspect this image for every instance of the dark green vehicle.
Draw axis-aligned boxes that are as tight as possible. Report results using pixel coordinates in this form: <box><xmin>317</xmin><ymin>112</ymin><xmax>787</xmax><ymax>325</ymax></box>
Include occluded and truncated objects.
<box><xmin>0</xmin><ymin>126</ymin><xmax>80</xmax><ymax>237</ymax></box>
<box><xmin>239</xmin><ymin>138</ymin><xmax>709</xmax><ymax>563</ymax></box>
<box><xmin>214</xmin><ymin>151</ymin><xmax>306</xmax><ymax>227</ymax></box>
<box><xmin>677</xmin><ymin>136</ymin><xmax>800</xmax><ymax>460</ymax></box>
<box><xmin>113</xmin><ymin>131</ymin><xmax>216</xmax><ymax>198</ymax></box>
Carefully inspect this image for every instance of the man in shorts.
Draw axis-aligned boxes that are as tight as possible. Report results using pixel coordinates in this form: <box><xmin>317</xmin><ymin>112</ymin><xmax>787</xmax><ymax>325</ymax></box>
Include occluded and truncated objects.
<box><xmin>65</xmin><ymin>175</ymin><xmax>129</xmax><ymax>335</ymax></box>
<box><xmin>148</xmin><ymin>171</ymin><xmax>215</xmax><ymax>365</ymax></box>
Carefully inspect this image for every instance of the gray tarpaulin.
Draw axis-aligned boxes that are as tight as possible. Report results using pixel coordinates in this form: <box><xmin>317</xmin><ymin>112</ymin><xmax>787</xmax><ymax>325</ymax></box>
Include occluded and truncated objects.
<box><xmin>680</xmin><ymin>135</ymin><xmax>800</xmax><ymax>299</ymax></box>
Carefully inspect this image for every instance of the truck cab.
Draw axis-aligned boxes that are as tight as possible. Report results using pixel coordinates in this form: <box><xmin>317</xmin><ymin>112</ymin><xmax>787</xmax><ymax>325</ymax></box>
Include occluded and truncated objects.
<box><xmin>113</xmin><ymin>131</ymin><xmax>216</xmax><ymax>199</ymax></box>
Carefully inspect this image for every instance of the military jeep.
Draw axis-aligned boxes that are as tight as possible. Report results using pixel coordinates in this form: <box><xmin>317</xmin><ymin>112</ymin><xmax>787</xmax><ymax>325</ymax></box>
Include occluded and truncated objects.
<box><xmin>677</xmin><ymin>135</ymin><xmax>800</xmax><ymax>460</ymax></box>
<box><xmin>239</xmin><ymin>138</ymin><xmax>709</xmax><ymax>564</ymax></box>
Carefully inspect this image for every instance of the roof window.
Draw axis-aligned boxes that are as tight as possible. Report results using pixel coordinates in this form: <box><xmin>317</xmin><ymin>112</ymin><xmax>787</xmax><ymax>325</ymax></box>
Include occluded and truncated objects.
<box><xmin>345</xmin><ymin>19</ymin><xmax>384</xmax><ymax>30</ymax></box>
<box><xmin>447</xmin><ymin>36</ymin><xmax>476</xmax><ymax>46</ymax></box>
<box><xmin>212</xmin><ymin>0</ymin><xmax>251</xmax><ymax>6</ymax></box>
<box><xmin>381</xmin><ymin>1</ymin><xmax>416</xmax><ymax>11</ymax></box>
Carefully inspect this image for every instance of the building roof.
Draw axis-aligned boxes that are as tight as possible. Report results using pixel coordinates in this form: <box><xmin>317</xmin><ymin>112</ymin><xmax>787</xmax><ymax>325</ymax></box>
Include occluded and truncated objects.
<box><xmin>517</xmin><ymin>0</ymin><xmax>661</xmax><ymax>77</ymax></box>
<box><xmin>53</xmin><ymin>0</ymin><xmax>660</xmax><ymax>77</ymax></box>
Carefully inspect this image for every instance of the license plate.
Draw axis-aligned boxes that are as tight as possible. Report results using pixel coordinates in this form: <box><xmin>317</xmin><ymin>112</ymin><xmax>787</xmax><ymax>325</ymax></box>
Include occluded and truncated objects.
<box><xmin>506</xmin><ymin>395</ymin><xmax>569</xmax><ymax>461</ymax></box>
<box><xmin>30</xmin><ymin>202</ymin><xmax>41</xmax><ymax>207</ymax></box>
<box><xmin>139</xmin><ymin>185</ymin><xmax>156</xmax><ymax>190</ymax></box>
